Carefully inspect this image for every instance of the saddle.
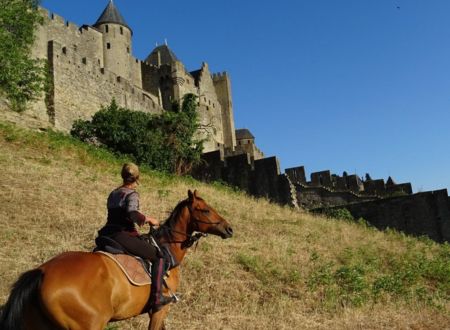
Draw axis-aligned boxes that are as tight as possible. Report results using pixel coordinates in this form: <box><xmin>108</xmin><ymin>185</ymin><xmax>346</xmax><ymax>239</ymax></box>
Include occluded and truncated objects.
<box><xmin>93</xmin><ymin>236</ymin><xmax>177</xmax><ymax>286</ymax></box>
<box><xmin>94</xmin><ymin>236</ymin><xmax>152</xmax><ymax>286</ymax></box>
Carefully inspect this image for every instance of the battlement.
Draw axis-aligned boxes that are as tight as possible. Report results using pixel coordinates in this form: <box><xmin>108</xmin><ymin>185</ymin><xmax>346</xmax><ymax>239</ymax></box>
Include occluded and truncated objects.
<box><xmin>212</xmin><ymin>71</ymin><xmax>229</xmax><ymax>80</ymax></box>
<box><xmin>192</xmin><ymin>150</ymin><xmax>295</xmax><ymax>205</ymax></box>
<box><xmin>285</xmin><ymin>165</ymin><xmax>412</xmax><ymax>199</ymax></box>
<box><xmin>47</xmin><ymin>40</ymin><xmax>161</xmax><ymax>130</ymax></box>
<box><xmin>52</xmin><ymin>40</ymin><xmax>159</xmax><ymax>99</ymax></box>
<box><xmin>41</xmin><ymin>8</ymin><xmax>85</xmax><ymax>38</ymax></box>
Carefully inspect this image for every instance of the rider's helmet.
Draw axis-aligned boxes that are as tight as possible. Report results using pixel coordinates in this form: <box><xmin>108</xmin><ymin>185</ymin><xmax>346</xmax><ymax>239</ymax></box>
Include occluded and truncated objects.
<box><xmin>121</xmin><ymin>163</ymin><xmax>140</xmax><ymax>184</ymax></box>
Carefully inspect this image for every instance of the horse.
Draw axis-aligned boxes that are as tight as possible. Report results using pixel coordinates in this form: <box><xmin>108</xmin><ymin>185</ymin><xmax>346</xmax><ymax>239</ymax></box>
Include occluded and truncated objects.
<box><xmin>0</xmin><ymin>190</ymin><xmax>233</xmax><ymax>330</ymax></box>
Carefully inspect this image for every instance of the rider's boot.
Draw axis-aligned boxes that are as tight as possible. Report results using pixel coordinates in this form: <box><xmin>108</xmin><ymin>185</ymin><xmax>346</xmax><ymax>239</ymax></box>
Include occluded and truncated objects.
<box><xmin>150</xmin><ymin>257</ymin><xmax>173</xmax><ymax>311</ymax></box>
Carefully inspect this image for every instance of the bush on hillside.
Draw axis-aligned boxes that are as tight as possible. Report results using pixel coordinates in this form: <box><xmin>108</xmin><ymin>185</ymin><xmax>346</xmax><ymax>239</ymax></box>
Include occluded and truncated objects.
<box><xmin>324</xmin><ymin>208</ymin><xmax>354</xmax><ymax>221</ymax></box>
<box><xmin>0</xmin><ymin>0</ymin><xmax>48</xmax><ymax>112</ymax></box>
<box><xmin>71</xmin><ymin>95</ymin><xmax>204</xmax><ymax>175</ymax></box>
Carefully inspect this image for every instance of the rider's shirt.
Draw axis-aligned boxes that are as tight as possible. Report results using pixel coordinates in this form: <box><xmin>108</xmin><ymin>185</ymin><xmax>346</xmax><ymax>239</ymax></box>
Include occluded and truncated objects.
<box><xmin>99</xmin><ymin>187</ymin><xmax>146</xmax><ymax>236</ymax></box>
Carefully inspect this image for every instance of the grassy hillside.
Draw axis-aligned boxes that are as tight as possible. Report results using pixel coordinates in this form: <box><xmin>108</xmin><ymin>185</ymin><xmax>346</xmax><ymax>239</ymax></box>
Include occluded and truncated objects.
<box><xmin>0</xmin><ymin>122</ymin><xmax>449</xmax><ymax>330</ymax></box>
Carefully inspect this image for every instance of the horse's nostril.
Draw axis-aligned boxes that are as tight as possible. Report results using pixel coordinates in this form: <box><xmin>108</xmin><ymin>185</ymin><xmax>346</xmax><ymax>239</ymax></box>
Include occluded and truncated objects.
<box><xmin>226</xmin><ymin>227</ymin><xmax>233</xmax><ymax>235</ymax></box>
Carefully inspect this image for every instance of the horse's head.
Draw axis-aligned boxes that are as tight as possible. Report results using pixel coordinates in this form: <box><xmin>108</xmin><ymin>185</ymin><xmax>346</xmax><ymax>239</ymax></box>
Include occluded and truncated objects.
<box><xmin>186</xmin><ymin>190</ymin><xmax>233</xmax><ymax>239</ymax></box>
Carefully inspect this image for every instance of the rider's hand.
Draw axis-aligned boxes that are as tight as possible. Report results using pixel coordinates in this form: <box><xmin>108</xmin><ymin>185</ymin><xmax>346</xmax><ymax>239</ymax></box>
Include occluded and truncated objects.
<box><xmin>145</xmin><ymin>216</ymin><xmax>160</xmax><ymax>227</ymax></box>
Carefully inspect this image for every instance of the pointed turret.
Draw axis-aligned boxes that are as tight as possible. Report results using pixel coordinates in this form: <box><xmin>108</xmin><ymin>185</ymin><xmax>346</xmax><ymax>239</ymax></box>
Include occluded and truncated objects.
<box><xmin>94</xmin><ymin>0</ymin><xmax>133</xmax><ymax>80</ymax></box>
<box><xmin>146</xmin><ymin>45</ymin><xmax>179</xmax><ymax>66</ymax></box>
<box><xmin>94</xmin><ymin>0</ymin><xmax>131</xmax><ymax>33</ymax></box>
<box><xmin>386</xmin><ymin>176</ymin><xmax>396</xmax><ymax>186</ymax></box>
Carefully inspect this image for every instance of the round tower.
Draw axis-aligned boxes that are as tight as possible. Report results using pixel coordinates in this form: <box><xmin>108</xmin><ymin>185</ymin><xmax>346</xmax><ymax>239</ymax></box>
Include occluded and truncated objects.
<box><xmin>94</xmin><ymin>0</ymin><xmax>132</xmax><ymax>80</ymax></box>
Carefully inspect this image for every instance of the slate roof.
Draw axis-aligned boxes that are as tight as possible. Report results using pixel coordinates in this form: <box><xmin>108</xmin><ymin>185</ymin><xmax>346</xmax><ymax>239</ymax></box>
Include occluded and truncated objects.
<box><xmin>94</xmin><ymin>0</ymin><xmax>131</xmax><ymax>32</ymax></box>
<box><xmin>235</xmin><ymin>129</ymin><xmax>255</xmax><ymax>140</ymax></box>
<box><xmin>146</xmin><ymin>45</ymin><xmax>179</xmax><ymax>65</ymax></box>
<box><xmin>386</xmin><ymin>176</ymin><xmax>396</xmax><ymax>186</ymax></box>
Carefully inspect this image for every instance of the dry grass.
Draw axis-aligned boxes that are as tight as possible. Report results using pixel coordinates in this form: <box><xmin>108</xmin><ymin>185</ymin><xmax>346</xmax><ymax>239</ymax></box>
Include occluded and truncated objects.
<box><xmin>0</xmin><ymin>122</ymin><xmax>449</xmax><ymax>330</ymax></box>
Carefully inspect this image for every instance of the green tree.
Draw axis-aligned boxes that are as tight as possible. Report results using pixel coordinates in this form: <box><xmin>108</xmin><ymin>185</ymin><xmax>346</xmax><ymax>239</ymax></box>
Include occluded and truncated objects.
<box><xmin>163</xmin><ymin>93</ymin><xmax>204</xmax><ymax>175</ymax></box>
<box><xmin>71</xmin><ymin>94</ymin><xmax>204</xmax><ymax>175</ymax></box>
<box><xmin>0</xmin><ymin>0</ymin><xmax>47</xmax><ymax>112</ymax></box>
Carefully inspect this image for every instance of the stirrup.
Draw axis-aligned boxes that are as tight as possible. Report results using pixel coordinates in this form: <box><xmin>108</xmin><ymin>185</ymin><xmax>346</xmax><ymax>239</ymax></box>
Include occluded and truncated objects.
<box><xmin>152</xmin><ymin>294</ymin><xmax>174</xmax><ymax>312</ymax></box>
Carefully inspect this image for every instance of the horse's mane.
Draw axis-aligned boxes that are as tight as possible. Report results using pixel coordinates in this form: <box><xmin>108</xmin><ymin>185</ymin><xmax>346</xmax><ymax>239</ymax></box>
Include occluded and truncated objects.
<box><xmin>152</xmin><ymin>198</ymin><xmax>191</xmax><ymax>239</ymax></box>
<box><xmin>153</xmin><ymin>195</ymin><xmax>204</xmax><ymax>239</ymax></box>
<box><xmin>162</xmin><ymin>198</ymin><xmax>191</xmax><ymax>229</ymax></box>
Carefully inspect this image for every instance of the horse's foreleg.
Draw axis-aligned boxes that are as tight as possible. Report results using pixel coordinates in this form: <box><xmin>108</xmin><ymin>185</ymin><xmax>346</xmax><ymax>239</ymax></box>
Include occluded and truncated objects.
<box><xmin>148</xmin><ymin>307</ymin><xmax>170</xmax><ymax>330</ymax></box>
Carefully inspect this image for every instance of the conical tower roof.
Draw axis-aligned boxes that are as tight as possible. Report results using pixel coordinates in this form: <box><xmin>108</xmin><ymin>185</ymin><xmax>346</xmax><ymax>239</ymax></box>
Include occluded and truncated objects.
<box><xmin>386</xmin><ymin>176</ymin><xmax>396</xmax><ymax>186</ymax></box>
<box><xmin>94</xmin><ymin>0</ymin><xmax>131</xmax><ymax>32</ymax></box>
<box><xmin>146</xmin><ymin>45</ymin><xmax>179</xmax><ymax>65</ymax></box>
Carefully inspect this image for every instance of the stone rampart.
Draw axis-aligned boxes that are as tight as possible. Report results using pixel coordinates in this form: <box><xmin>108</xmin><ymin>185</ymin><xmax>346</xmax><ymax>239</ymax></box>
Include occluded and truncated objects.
<box><xmin>34</xmin><ymin>9</ymin><xmax>104</xmax><ymax>65</ymax></box>
<box><xmin>315</xmin><ymin>190</ymin><xmax>450</xmax><ymax>243</ymax></box>
<box><xmin>295</xmin><ymin>185</ymin><xmax>378</xmax><ymax>209</ymax></box>
<box><xmin>193</xmin><ymin>150</ymin><xmax>295</xmax><ymax>206</ymax></box>
<box><xmin>48</xmin><ymin>41</ymin><xmax>162</xmax><ymax>131</ymax></box>
<box><xmin>212</xmin><ymin>72</ymin><xmax>236</xmax><ymax>151</ymax></box>
<box><xmin>286</xmin><ymin>166</ymin><xmax>306</xmax><ymax>184</ymax></box>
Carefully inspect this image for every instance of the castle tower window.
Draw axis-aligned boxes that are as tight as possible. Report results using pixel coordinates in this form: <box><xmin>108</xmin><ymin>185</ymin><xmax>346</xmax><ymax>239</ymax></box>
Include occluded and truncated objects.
<box><xmin>120</xmin><ymin>27</ymin><xmax>123</xmax><ymax>35</ymax></box>
<box><xmin>127</xmin><ymin>47</ymin><xmax>130</xmax><ymax>53</ymax></box>
<box><xmin>107</xmin><ymin>43</ymin><xmax>111</xmax><ymax>49</ymax></box>
<box><xmin>105</xmin><ymin>25</ymin><xmax>109</xmax><ymax>33</ymax></box>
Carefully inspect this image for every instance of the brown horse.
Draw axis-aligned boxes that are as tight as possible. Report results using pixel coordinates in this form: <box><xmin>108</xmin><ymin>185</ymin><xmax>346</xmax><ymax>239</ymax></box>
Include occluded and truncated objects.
<box><xmin>0</xmin><ymin>190</ymin><xmax>233</xmax><ymax>330</ymax></box>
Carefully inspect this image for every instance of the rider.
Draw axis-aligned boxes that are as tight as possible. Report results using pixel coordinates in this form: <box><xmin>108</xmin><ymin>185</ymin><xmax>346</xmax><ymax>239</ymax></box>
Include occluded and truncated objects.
<box><xmin>97</xmin><ymin>162</ymin><xmax>173</xmax><ymax>310</ymax></box>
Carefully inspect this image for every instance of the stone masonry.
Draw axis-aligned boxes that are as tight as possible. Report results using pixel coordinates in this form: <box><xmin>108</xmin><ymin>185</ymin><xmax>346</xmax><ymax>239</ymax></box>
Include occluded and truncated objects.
<box><xmin>194</xmin><ymin>155</ymin><xmax>450</xmax><ymax>243</ymax></box>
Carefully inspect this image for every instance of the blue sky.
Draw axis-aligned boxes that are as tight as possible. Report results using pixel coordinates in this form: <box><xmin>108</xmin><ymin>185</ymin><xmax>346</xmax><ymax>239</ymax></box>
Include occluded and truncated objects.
<box><xmin>41</xmin><ymin>0</ymin><xmax>450</xmax><ymax>192</ymax></box>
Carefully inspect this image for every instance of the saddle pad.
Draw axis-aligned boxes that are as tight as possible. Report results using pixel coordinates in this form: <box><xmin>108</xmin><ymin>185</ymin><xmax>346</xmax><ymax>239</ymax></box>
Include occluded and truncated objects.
<box><xmin>96</xmin><ymin>251</ymin><xmax>151</xmax><ymax>286</ymax></box>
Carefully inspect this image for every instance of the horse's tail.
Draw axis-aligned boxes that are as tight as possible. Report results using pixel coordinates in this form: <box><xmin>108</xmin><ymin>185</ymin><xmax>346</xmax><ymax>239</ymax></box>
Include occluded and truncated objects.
<box><xmin>0</xmin><ymin>268</ymin><xmax>44</xmax><ymax>330</ymax></box>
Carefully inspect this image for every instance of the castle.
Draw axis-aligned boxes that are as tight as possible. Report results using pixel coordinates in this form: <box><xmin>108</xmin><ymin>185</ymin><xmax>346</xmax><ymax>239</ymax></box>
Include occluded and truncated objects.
<box><xmin>0</xmin><ymin>1</ymin><xmax>448</xmax><ymax>243</ymax></box>
<box><xmin>20</xmin><ymin>0</ymin><xmax>267</xmax><ymax>156</ymax></box>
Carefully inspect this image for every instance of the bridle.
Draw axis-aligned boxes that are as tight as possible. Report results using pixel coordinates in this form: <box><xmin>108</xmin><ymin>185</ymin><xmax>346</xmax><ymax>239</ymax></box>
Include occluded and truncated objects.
<box><xmin>151</xmin><ymin>204</ymin><xmax>223</xmax><ymax>249</ymax></box>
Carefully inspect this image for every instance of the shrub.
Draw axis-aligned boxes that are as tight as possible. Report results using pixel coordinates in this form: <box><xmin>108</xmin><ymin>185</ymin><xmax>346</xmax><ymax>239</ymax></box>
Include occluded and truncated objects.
<box><xmin>324</xmin><ymin>208</ymin><xmax>354</xmax><ymax>221</ymax></box>
<box><xmin>0</xmin><ymin>0</ymin><xmax>48</xmax><ymax>111</ymax></box>
<box><xmin>71</xmin><ymin>95</ymin><xmax>204</xmax><ymax>175</ymax></box>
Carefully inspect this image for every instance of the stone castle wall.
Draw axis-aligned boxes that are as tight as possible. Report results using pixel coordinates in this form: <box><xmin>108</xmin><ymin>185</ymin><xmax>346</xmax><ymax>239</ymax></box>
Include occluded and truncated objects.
<box><xmin>48</xmin><ymin>41</ymin><xmax>161</xmax><ymax>131</ymax></box>
<box><xmin>295</xmin><ymin>184</ymin><xmax>379</xmax><ymax>209</ymax></box>
<box><xmin>212</xmin><ymin>72</ymin><xmax>236</xmax><ymax>151</ymax></box>
<box><xmin>192</xmin><ymin>63</ymin><xmax>225</xmax><ymax>152</ymax></box>
<box><xmin>316</xmin><ymin>190</ymin><xmax>450</xmax><ymax>243</ymax></box>
<box><xmin>195</xmin><ymin>154</ymin><xmax>448</xmax><ymax>243</ymax></box>
<box><xmin>24</xmin><ymin>8</ymin><xmax>163</xmax><ymax>131</ymax></box>
<box><xmin>141</xmin><ymin>61</ymin><xmax>228</xmax><ymax>152</ymax></box>
<box><xmin>192</xmin><ymin>150</ymin><xmax>298</xmax><ymax>207</ymax></box>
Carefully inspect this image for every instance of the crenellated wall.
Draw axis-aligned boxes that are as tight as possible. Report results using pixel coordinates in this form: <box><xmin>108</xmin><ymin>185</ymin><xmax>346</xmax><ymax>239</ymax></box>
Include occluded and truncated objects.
<box><xmin>315</xmin><ymin>190</ymin><xmax>450</xmax><ymax>243</ymax></box>
<box><xmin>192</xmin><ymin>150</ymin><xmax>297</xmax><ymax>207</ymax></box>
<box><xmin>48</xmin><ymin>41</ymin><xmax>161</xmax><ymax>130</ymax></box>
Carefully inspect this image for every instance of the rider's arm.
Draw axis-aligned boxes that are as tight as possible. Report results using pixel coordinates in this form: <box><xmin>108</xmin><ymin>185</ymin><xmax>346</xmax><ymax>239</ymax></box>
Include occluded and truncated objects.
<box><xmin>126</xmin><ymin>192</ymin><xmax>146</xmax><ymax>226</ymax></box>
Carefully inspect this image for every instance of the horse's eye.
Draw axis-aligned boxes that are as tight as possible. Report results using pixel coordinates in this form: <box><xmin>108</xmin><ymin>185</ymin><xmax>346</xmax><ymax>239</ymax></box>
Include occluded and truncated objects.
<box><xmin>201</xmin><ymin>209</ymin><xmax>210</xmax><ymax>214</ymax></box>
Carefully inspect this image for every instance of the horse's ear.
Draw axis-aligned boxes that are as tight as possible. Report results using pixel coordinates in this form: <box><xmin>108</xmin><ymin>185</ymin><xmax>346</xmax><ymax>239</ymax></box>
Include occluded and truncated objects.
<box><xmin>188</xmin><ymin>190</ymin><xmax>194</xmax><ymax>201</ymax></box>
<box><xmin>194</xmin><ymin>190</ymin><xmax>199</xmax><ymax>198</ymax></box>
